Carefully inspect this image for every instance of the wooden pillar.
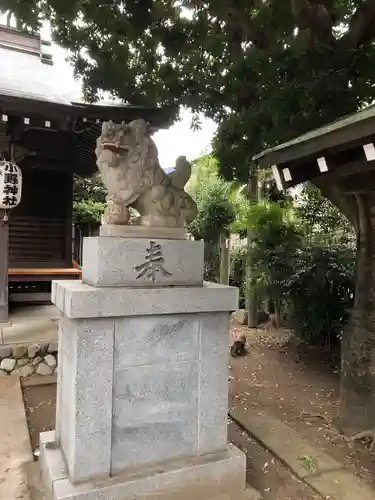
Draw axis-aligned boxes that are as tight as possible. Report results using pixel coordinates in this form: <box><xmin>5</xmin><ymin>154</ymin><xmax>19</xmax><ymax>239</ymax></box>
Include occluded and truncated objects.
<box><xmin>219</xmin><ymin>235</ymin><xmax>230</xmax><ymax>285</ymax></box>
<box><xmin>0</xmin><ymin>210</ymin><xmax>8</xmax><ymax>322</ymax></box>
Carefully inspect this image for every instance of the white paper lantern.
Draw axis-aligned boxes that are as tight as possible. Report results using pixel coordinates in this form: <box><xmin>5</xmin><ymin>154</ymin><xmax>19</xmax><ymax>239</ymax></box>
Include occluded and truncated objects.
<box><xmin>0</xmin><ymin>160</ymin><xmax>22</xmax><ymax>210</ymax></box>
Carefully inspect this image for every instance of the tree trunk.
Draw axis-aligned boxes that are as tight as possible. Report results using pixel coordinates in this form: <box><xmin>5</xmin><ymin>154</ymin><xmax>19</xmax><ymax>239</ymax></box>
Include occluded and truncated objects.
<box><xmin>339</xmin><ymin>193</ymin><xmax>375</xmax><ymax>433</ymax></box>
<box><xmin>246</xmin><ymin>174</ymin><xmax>258</xmax><ymax>327</ymax></box>
<box><xmin>273</xmin><ymin>296</ymin><xmax>282</xmax><ymax>329</ymax></box>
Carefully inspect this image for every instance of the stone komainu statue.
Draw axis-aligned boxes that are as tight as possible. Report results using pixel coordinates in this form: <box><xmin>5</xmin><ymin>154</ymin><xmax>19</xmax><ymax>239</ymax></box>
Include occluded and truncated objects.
<box><xmin>95</xmin><ymin>119</ymin><xmax>197</xmax><ymax>228</ymax></box>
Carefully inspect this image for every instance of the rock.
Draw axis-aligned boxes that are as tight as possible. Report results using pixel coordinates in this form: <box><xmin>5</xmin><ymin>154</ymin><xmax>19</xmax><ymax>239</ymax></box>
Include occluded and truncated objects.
<box><xmin>47</xmin><ymin>341</ymin><xmax>58</xmax><ymax>353</ymax></box>
<box><xmin>13</xmin><ymin>364</ymin><xmax>34</xmax><ymax>377</ymax></box>
<box><xmin>32</xmin><ymin>356</ymin><xmax>43</xmax><ymax>366</ymax></box>
<box><xmin>16</xmin><ymin>358</ymin><xmax>29</xmax><ymax>368</ymax></box>
<box><xmin>0</xmin><ymin>345</ymin><xmax>12</xmax><ymax>359</ymax></box>
<box><xmin>12</xmin><ymin>344</ymin><xmax>28</xmax><ymax>358</ymax></box>
<box><xmin>36</xmin><ymin>362</ymin><xmax>53</xmax><ymax>376</ymax></box>
<box><xmin>0</xmin><ymin>358</ymin><xmax>16</xmax><ymax>373</ymax></box>
<box><xmin>0</xmin><ymin>369</ymin><xmax>8</xmax><ymax>376</ymax></box>
<box><xmin>28</xmin><ymin>343</ymin><xmax>41</xmax><ymax>358</ymax></box>
<box><xmin>39</xmin><ymin>342</ymin><xmax>49</xmax><ymax>355</ymax></box>
<box><xmin>44</xmin><ymin>354</ymin><xmax>57</xmax><ymax>370</ymax></box>
<box><xmin>232</xmin><ymin>309</ymin><xmax>248</xmax><ymax>326</ymax></box>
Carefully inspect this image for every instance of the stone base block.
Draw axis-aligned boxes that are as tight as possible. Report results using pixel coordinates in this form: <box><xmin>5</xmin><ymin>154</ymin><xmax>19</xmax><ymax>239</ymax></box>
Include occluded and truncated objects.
<box><xmin>100</xmin><ymin>224</ymin><xmax>187</xmax><ymax>240</ymax></box>
<box><xmin>51</xmin><ymin>280</ymin><xmax>238</xmax><ymax>319</ymax></box>
<box><xmin>82</xmin><ymin>237</ymin><xmax>204</xmax><ymax>287</ymax></box>
<box><xmin>39</xmin><ymin>431</ymin><xmax>259</xmax><ymax>500</ymax></box>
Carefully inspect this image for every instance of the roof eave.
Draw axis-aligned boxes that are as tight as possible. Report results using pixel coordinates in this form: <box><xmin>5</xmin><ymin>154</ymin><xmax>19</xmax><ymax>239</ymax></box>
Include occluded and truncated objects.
<box><xmin>253</xmin><ymin>113</ymin><xmax>375</xmax><ymax>168</ymax></box>
<box><xmin>0</xmin><ymin>93</ymin><xmax>176</xmax><ymax>130</ymax></box>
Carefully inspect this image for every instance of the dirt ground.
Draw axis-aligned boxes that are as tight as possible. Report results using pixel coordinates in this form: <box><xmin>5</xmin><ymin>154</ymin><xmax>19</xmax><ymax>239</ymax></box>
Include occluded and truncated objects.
<box><xmin>21</xmin><ymin>326</ymin><xmax>375</xmax><ymax>499</ymax></box>
<box><xmin>23</xmin><ymin>380</ymin><xmax>321</xmax><ymax>499</ymax></box>
<box><xmin>229</xmin><ymin>325</ymin><xmax>375</xmax><ymax>491</ymax></box>
<box><xmin>22</xmin><ymin>380</ymin><xmax>56</xmax><ymax>454</ymax></box>
<box><xmin>228</xmin><ymin>420</ymin><xmax>321</xmax><ymax>499</ymax></box>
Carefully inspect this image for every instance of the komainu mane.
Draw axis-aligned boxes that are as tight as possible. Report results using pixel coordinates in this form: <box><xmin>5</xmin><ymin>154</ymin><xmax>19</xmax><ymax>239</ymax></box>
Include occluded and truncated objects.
<box><xmin>96</xmin><ymin>119</ymin><xmax>197</xmax><ymax>228</ymax></box>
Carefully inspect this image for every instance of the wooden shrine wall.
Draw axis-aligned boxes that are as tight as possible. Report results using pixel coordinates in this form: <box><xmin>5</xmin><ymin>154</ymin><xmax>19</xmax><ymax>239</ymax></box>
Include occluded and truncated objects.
<box><xmin>8</xmin><ymin>166</ymin><xmax>73</xmax><ymax>268</ymax></box>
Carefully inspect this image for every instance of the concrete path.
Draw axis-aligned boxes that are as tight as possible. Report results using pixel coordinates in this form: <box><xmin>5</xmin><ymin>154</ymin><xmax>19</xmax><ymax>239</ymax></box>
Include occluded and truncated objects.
<box><xmin>0</xmin><ymin>305</ymin><xmax>58</xmax><ymax>344</ymax></box>
<box><xmin>230</xmin><ymin>404</ymin><xmax>375</xmax><ymax>500</ymax></box>
<box><xmin>0</xmin><ymin>377</ymin><xmax>33</xmax><ymax>500</ymax></box>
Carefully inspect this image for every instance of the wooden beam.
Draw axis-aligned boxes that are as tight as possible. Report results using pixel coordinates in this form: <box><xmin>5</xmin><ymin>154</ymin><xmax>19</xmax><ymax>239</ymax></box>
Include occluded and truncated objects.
<box><xmin>315</xmin><ymin>160</ymin><xmax>375</xmax><ymax>182</ymax></box>
<box><xmin>337</xmin><ymin>171</ymin><xmax>375</xmax><ymax>192</ymax></box>
<box><xmin>0</xmin><ymin>95</ymin><xmax>176</xmax><ymax>130</ymax></box>
<box><xmin>0</xmin><ymin>212</ymin><xmax>8</xmax><ymax>322</ymax></box>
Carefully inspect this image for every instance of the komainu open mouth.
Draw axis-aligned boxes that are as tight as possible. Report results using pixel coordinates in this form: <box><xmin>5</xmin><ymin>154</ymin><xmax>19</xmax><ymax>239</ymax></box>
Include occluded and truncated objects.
<box><xmin>101</xmin><ymin>141</ymin><xmax>130</xmax><ymax>153</ymax></box>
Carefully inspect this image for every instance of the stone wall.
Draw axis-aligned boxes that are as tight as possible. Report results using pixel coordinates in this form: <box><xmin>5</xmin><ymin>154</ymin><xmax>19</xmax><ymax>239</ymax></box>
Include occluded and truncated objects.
<box><xmin>0</xmin><ymin>341</ymin><xmax>58</xmax><ymax>377</ymax></box>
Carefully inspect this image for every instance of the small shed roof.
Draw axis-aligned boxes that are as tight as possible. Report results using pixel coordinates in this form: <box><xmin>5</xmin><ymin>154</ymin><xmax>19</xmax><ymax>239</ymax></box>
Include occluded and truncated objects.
<box><xmin>254</xmin><ymin>105</ymin><xmax>375</xmax><ymax>168</ymax></box>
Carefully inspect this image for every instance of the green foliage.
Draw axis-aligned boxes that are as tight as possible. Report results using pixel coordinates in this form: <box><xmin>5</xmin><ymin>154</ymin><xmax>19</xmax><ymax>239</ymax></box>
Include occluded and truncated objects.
<box><xmin>296</xmin><ymin>183</ymin><xmax>356</xmax><ymax>248</ymax></box>
<box><xmin>3</xmin><ymin>2</ymin><xmax>375</xmax><ymax>182</ymax></box>
<box><xmin>73</xmin><ymin>199</ymin><xmax>105</xmax><ymax>225</ymax></box>
<box><xmin>187</xmin><ymin>156</ymin><xmax>236</xmax><ymax>281</ymax></box>
<box><xmin>244</xmin><ymin>201</ymin><xmax>302</xmax><ymax>305</ymax></box>
<box><xmin>284</xmin><ymin>246</ymin><xmax>355</xmax><ymax>346</ymax></box>
<box><xmin>188</xmin><ymin>176</ymin><xmax>235</xmax><ymax>242</ymax></box>
<box><xmin>186</xmin><ymin>154</ymin><xmax>219</xmax><ymax>193</ymax></box>
<box><xmin>73</xmin><ymin>174</ymin><xmax>106</xmax><ymax>225</ymax></box>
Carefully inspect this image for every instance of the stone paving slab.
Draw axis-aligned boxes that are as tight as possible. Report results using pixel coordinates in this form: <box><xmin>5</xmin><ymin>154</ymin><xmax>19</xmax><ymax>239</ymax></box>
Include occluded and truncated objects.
<box><xmin>308</xmin><ymin>468</ymin><xmax>375</xmax><ymax>500</ymax></box>
<box><xmin>230</xmin><ymin>405</ymin><xmax>375</xmax><ymax>500</ymax></box>
<box><xmin>1</xmin><ymin>305</ymin><xmax>58</xmax><ymax>344</ymax></box>
<box><xmin>0</xmin><ymin>377</ymin><xmax>34</xmax><ymax>500</ymax></box>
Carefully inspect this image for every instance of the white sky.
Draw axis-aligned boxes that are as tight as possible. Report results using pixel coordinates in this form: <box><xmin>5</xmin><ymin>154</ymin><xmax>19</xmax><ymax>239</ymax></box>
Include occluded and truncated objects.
<box><xmin>45</xmin><ymin>31</ymin><xmax>217</xmax><ymax>169</ymax></box>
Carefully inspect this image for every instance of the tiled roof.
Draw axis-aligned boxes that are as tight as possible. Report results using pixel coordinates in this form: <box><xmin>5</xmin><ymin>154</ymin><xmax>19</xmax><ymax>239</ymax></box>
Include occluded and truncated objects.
<box><xmin>0</xmin><ymin>45</ymin><xmax>75</xmax><ymax>105</ymax></box>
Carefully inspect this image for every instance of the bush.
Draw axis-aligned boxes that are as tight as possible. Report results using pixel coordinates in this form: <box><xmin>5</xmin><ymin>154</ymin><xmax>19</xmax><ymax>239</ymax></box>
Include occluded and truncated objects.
<box><xmin>188</xmin><ymin>178</ymin><xmax>235</xmax><ymax>242</ymax></box>
<box><xmin>283</xmin><ymin>246</ymin><xmax>355</xmax><ymax>346</ymax></box>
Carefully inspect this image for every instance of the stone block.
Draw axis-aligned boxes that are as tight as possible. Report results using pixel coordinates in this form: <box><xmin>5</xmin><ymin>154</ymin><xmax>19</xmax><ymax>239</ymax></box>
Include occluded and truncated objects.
<box><xmin>39</xmin><ymin>431</ymin><xmax>67</xmax><ymax>500</ymax></box>
<box><xmin>36</xmin><ymin>362</ymin><xmax>53</xmax><ymax>375</ymax></box>
<box><xmin>13</xmin><ymin>364</ymin><xmax>34</xmax><ymax>377</ymax></box>
<box><xmin>52</xmin><ymin>280</ymin><xmax>239</xmax><ymax>319</ymax></box>
<box><xmin>12</xmin><ymin>344</ymin><xmax>28</xmax><ymax>358</ymax></box>
<box><xmin>40</xmin><ymin>441</ymin><xmax>249</xmax><ymax>500</ymax></box>
<box><xmin>28</xmin><ymin>343</ymin><xmax>41</xmax><ymax>358</ymax></box>
<box><xmin>198</xmin><ymin>313</ymin><xmax>230</xmax><ymax>454</ymax></box>
<box><xmin>16</xmin><ymin>358</ymin><xmax>29</xmax><ymax>367</ymax></box>
<box><xmin>0</xmin><ymin>357</ymin><xmax>16</xmax><ymax>372</ymax></box>
<box><xmin>0</xmin><ymin>345</ymin><xmax>12</xmax><ymax>359</ymax></box>
<box><xmin>57</xmin><ymin>316</ymin><xmax>115</xmax><ymax>483</ymax></box>
<box><xmin>99</xmin><ymin>224</ymin><xmax>186</xmax><ymax>240</ymax></box>
<box><xmin>82</xmin><ymin>237</ymin><xmax>204</xmax><ymax>288</ymax></box>
<box><xmin>231</xmin><ymin>309</ymin><xmax>248</xmax><ymax>325</ymax></box>
<box><xmin>48</xmin><ymin>341</ymin><xmax>58</xmax><ymax>353</ymax></box>
<box><xmin>114</xmin><ymin>314</ymin><xmax>200</xmax><ymax>368</ymax></box>
<box><xmin>44</xmin><ymin>354</ymin><xmax>57</xmax><ymax>370</ymax></box>
<box><xmin>111</xmin><ymin>361</ymin><xmax>199</xmax><ymax>472</ymax></box>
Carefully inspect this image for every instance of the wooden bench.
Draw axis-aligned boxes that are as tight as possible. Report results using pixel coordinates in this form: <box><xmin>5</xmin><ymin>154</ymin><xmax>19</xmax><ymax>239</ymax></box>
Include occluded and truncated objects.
<box><xmin>8</xmin><ymin>266</ymin><xmax>82</xmax><ymax>303</ymax></box>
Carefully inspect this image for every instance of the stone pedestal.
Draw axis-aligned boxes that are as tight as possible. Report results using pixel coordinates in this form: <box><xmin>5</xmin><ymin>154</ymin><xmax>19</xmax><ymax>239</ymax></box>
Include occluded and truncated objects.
<box><xmin>39</xmin><ymin>236</ymin><xmax>258</xmax><ymax>500</ymax></box>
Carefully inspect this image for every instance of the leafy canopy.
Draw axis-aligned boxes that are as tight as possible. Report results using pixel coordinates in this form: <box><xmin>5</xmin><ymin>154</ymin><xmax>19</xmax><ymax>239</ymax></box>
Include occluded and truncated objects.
<box><xmin>3</xmin><ymin>1</ymin><xmax>375</xmax><ymax>182</ymax></box>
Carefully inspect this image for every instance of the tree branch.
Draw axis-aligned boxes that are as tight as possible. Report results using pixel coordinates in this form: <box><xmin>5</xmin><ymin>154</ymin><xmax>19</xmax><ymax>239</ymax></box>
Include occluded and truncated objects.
<box><xmin>342</xmin><ymin>0</ymin><xmax>375</xmax><ymax>49</ymax></box>
<box><xmin>290</xmin><ymin>0</ymin><xmax>336</xmax><ymax>44</ymax></box>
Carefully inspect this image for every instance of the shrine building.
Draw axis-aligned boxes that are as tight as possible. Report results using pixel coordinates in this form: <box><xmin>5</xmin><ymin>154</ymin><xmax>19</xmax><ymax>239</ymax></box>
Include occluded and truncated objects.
<box><xmin>0</xmin><ymin>21</ymin><xmax>173</xmax><ymax>321</ymax></box>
